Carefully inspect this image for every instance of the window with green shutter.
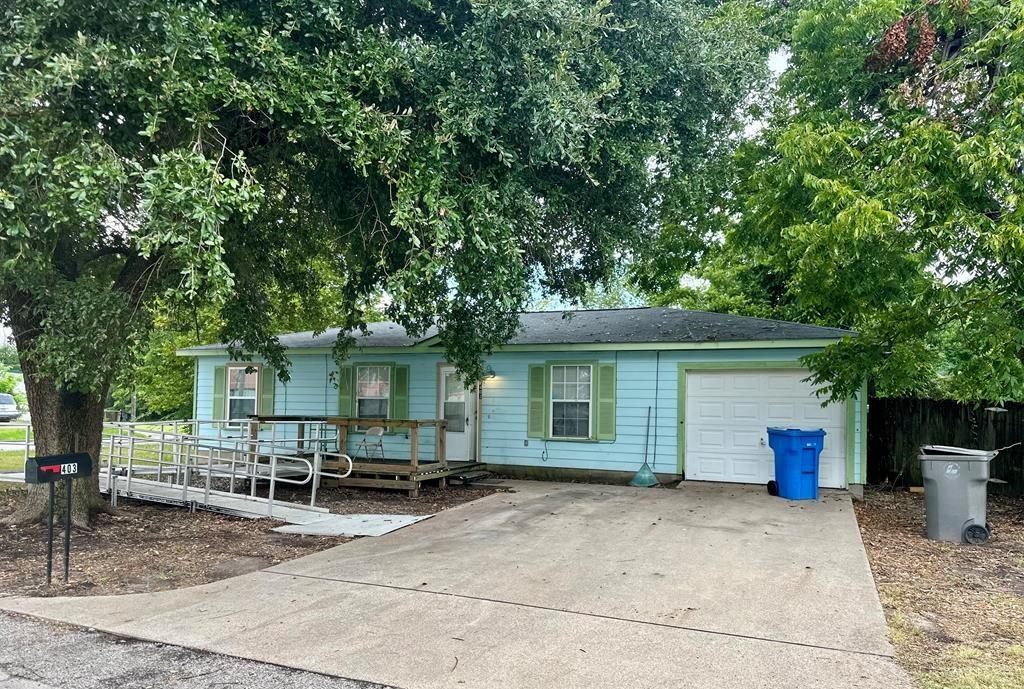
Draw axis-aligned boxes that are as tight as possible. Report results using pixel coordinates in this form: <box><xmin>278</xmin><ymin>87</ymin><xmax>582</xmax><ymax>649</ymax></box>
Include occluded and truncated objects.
<box><xmin>528</xmin><ymin>361</ymin><xmax>616</xmax><ymax>441</ymax></box>
<box><xmin>212</xmin><ymin>365</ymin><xmax>226</xmax><ymax>420</ymax></box>
<box><xmin>258</xmin><ymin>367</ymin><xmax>276</xmax><ymax>416</ymax></box>
<box><xmin>595</xmin><ymin>363</ymin><xmax>616</xmax><ymax>440</ymax></box>
<box><xmin>391</xmin><ymin>365</ymin><xmax>410</xmax><ymax>420</ymax></box>
<box><xmin>337</xmin><ymin>365</ymin><xmax>354</xmax><ymax>416</ymax></box>
<box><xmin>337</xmin><ymin>363</ymin><xmax>410</xmax><ymax>424</ymax></box>
<box><xmin>527</xmin><ymin>364</ymin><xmax>547</xmax><ymax>437</ymax></box>
<box><xmin>549</xmin><ymin>364</ymin><xmax>593</xmax><ymax>439</ymax></box>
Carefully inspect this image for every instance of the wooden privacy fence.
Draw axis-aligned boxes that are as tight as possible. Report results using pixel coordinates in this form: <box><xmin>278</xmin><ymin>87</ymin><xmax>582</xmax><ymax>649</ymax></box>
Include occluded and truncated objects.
<box><xmin>868</xmin><ymin>397</ymin><xmax>1024</xmax><ymax>495</ymax></box>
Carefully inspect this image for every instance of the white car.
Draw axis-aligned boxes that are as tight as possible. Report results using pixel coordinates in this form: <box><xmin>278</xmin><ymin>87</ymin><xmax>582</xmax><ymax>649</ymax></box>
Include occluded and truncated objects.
<box><xmin>0</xmin><ymin>393</ymin><xmax>19</xmax><ymax>422</ymax></box>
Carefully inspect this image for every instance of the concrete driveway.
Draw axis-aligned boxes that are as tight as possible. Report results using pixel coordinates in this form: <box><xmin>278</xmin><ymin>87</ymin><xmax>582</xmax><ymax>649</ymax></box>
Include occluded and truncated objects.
<box><xmin>0</xmin><ymin>481</ymin><xmax>909</xmax><ymax>688</ymax></box>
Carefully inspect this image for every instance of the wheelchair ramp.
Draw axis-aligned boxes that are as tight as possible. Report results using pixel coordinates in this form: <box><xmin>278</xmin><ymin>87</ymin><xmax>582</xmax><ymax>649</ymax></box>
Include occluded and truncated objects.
<box><xmin>98</xmin><ymin>420</ymin><xmax>353</xmax><ymax>525</ymax></box>
<box><xmin>98</xmin><ymin>472</ymin><xmax>331</xmax><ymax>524</ymax></box>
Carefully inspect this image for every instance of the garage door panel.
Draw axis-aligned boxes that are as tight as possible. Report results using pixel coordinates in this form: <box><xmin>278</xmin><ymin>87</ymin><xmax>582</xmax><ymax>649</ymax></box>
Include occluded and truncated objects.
<box><xmin>731</xmin><ymin>458</ymin><xmax>764</xmax><ymax>482</ymax></box>
<box><xmin>732</xmin><ymin>374</ymin><xmax>760</xmax><ymax>391</ymax></box>
<box><xmin>698</xmin><ymin>429</ymin><xmax>726</xmax><ymax>448</ymax></box>
<box><xmin>765</xmin><ymin>403</ymin><xmax>796</xmax><ymax>420</ymax></box>
<box><xmin>800</xmin><ymin>403</ymin><xmax>832</xmax><ymax>422</ymax></box>
<box><xmin>732</xmin><ymin>430</ymin><xmax>762</xmax><ymax>449</ymax></box>
<box><xmin>765</xmin><ymin>374</ymin><xmax>801</xmax><ymax>392</ymax></box>
<box><xmin>694</xmin><ymin>456</ymin><xmax>726</xmax><ymax>478</ymax></box>
<box><xmin>685</xmin><ymin>369</ymin><xmax>846</xmax><ymax>489</ymax></box>
<box><xmin>696</xmin><ymin>376</ymin><xmax>725</xmax><ymax>392</ymax></box>
<box><xmin>695</xmin><ymin>401</ymin><xmax>725</xmax><ymax>420</ymax></box>
<box><xmin>732</xmin><ymin>402</ymin><xmax>760</xmax><ymax>420</ymax></box>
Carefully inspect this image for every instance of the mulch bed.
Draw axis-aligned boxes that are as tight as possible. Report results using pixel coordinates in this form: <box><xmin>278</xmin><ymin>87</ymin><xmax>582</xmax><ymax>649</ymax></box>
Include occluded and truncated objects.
<box><xmin>269</xmin><ymin>483</ymin><xmax>506</xmax><ymax>516</ymax></box>
<box><xmin>0</xmin><ymin>483</ymin><xmax>504</xmax><ymax>599</ymax></box>
<box><xmin>856</xmin><ymin>488</ymin><xmax>1024</xmax><ymax>687</ymax></box>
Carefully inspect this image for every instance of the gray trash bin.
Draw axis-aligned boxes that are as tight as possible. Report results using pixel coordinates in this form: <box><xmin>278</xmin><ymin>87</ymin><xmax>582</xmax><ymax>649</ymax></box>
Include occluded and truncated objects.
<box><xmin>919</xmin><ymin>445</ymin><xmax>997</xmax><ymax>544</ymax></box>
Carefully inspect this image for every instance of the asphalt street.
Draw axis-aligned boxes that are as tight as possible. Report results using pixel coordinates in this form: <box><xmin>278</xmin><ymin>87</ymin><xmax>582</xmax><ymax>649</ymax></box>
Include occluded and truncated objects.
<box><xmin>0</xmin><ymin>612</ymin><xmax>389</xmax><ymax>689</ymax></box>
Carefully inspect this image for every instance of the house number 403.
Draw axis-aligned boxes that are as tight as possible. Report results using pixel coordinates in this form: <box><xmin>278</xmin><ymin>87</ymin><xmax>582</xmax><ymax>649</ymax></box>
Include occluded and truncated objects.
<box><xmin>61</xmin><ymin>463</ymin><xmax>78</xmax><ymax>475</ymax></box>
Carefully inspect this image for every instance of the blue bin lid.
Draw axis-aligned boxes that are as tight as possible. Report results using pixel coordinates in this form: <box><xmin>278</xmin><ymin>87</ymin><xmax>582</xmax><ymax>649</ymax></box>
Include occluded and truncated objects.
<box><xmin>767</xmin><ymin>427</ymin><xmax>827</xmax><ymax>437</ymax></box>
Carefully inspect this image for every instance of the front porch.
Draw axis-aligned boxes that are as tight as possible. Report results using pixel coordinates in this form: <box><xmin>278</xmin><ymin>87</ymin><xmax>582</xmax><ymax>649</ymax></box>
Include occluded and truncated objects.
<box><xmin>256</xmin><ymin>415</ymin><xmax>487</xmax><ymax>497</ymax></box>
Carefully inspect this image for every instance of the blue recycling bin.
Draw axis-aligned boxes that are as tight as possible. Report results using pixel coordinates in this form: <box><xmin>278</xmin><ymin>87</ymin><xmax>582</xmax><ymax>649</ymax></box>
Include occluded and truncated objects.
<box><xmin>767</xmin><ymin>427</ymin><xmax>827</xmax><ymax>500</ymax></box>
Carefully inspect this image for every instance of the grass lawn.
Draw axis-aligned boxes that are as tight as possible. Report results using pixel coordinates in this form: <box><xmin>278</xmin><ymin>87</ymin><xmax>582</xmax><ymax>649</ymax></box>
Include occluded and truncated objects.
<box><xmin>0</xmin><ymin>449</ymin><xmax>25</xmax><ymax>472</ymax></box>
<box><xmin>857</xmin><ymin>489</ymin><xmax>1024</xmax><ymax>689</ymax></box>
<box><xmin>0</xmin><ymin>425</ymin><xmax>31</xmax><ymax>442</ymax></box>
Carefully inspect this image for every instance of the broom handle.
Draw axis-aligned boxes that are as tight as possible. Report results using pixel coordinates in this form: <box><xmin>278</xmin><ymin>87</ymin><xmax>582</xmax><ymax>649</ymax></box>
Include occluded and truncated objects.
<box><xmin>642</xmin><ymin>405</ymin><xmax>651</xmax><ymax>466</ymax></box>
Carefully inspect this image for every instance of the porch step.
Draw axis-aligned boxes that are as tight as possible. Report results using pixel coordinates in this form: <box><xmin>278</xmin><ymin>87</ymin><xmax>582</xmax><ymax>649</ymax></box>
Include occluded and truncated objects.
<box><xmin>449</xmin><ymin>469</ymin><xmax>493</xmax><ymax>485</ymax></box>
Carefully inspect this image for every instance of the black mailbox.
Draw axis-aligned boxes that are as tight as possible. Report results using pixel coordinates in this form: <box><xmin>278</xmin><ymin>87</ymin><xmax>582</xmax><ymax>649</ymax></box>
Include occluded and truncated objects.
<box><xmin>25</xmin><ymin>453</ymin><xmax>93</xmax><ymax>484</ymax></box>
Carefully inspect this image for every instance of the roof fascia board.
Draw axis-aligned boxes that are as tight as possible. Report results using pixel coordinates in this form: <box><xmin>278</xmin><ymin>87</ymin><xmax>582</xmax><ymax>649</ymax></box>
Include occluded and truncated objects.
<box><xmin>175</xmin><ymin>344</ymin><xmax>434</xmax><ymax>357</ymax></box>
<box><xmin>490</xmin><ymin>338</ymin><xmax>842</xmax><ymax>352</ymax></box>
<box><xmin>177</xmin><ymin>337</ymin><xmax>843</xmax><ymax>357</ymax></box>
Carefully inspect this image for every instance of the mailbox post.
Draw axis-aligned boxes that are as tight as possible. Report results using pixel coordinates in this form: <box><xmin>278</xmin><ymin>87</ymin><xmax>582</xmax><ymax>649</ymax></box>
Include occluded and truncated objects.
<box><xmin>24</xmin><ymin>453</ymin><xmax>93</xmax><ymax>585</ymax></box>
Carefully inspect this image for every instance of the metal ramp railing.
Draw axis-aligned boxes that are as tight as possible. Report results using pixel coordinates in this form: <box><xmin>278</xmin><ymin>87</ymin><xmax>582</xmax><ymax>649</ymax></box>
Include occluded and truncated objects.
<box><xmin>100</xmin><ymin>419</ymin><xmax>354</xmax><ymax>523</ymax></box>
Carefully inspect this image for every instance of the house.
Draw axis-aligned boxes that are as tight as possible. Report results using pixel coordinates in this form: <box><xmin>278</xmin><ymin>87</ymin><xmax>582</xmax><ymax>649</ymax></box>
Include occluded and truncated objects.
<box><xmin>178</xmin><ymin>307</ymin><xmax>866</xmax><ymax>491</ymax></box>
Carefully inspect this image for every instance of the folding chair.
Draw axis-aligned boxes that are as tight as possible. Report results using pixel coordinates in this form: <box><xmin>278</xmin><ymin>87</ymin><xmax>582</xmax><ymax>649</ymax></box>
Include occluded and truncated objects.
<box><xmin>355</xmin><ymin>426</ymin><xmax>386</xmax><ymax>462</ymax></box>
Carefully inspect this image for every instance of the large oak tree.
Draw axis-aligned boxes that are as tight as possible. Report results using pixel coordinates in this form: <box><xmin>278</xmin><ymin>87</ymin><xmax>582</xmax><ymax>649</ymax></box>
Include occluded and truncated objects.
<box><xmin>1</xmin><ymin>0</ymin><xmax>766</xmax><ymax>521</ymax></box>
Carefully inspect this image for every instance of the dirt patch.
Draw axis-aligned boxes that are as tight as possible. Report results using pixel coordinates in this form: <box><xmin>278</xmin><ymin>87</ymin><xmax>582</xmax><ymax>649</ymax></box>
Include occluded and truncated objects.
<box><xmin>856</xmin><ymin>489</ymin><xmax>1024</xmax><ymax>688</ymax></box>
<box><xmin>0</xmin><ymin>483</ymin><xmax>504</xmax><ymax>598</ymax></box>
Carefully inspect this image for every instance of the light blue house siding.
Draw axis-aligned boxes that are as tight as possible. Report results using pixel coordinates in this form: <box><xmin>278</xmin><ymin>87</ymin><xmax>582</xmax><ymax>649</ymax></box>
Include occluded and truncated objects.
<box><xmin>195</xmin><ymin>352</ymin><xmax>446</xmax><ymax>462</ymax></box>
<box><xmin>193</xmin><ymin>345</ymin><xmax>866</xmax><ymax>484</ymax></box>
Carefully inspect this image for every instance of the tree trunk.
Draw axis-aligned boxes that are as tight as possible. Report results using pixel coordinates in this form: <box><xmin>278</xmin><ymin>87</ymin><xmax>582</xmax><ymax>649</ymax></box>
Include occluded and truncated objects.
<box><xmin>5</xmin><ymin>353</ymin><xmax>109</xmax><ymax>526</ymax></box>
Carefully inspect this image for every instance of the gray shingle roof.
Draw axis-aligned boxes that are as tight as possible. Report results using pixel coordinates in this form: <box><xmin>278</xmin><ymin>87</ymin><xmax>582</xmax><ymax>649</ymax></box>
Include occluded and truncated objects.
<box><xmin>507</xmin><ymin>308</ymin><xmax>851</xmax><ymax>345</ymax></box>
<box><xmin>182</xmin><ymin>321</ymin><xmax>434</xmax><ymax>352</ymax></box>
<box><xmin>180</xmin><ymin>308</ymin><xmax>850</xmax><ymax>353</ymax></box>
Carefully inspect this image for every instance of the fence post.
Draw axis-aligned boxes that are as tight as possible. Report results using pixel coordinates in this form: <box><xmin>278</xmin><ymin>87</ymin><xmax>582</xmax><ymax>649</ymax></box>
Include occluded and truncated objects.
<box><xmin>126</xmin><ymin>429</ymin><xmax>135</xmax><ymax>494</ymax></box>
<box><xmin>204</xmin><ymin>446</ymin><xmax>213</xmax><ymax>505</ymax></box>
<box><xmin>107</xmin><ymin>434</ymin><xmax>117</xmax><ymax>508</ymax></box>
<box><xmin>157</xmin><ymin>426</ymin><xmax>165</xmax><ymax>483</ymax></box>
<box><xmin>267</xmin><ymin>454</ymin><xmax>278</xmax><ymax>518</ymax></box>
<box><xmin>182</xmin><ymin>441</ymin><xmax>192</xmax><ymax>503</ymax></box>
<box><xmin>311</xmin><ymin>450</ymin><xmax>320</xmax><ymax>509</ymax></box>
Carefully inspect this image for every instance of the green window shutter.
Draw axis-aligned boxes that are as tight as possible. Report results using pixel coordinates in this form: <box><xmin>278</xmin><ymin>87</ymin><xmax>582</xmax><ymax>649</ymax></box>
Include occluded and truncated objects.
<box><xmin>527</xmin><ymin>364</ymin><xmax>547</xmax><ymax>438</ymax></box>
<box><xmin>211</xmin><ymin>365</ymin><xmax>226</xmax><ymax>420</ymax></box>
<box><xmin>258</xmin><ymin>367</ymin><xmax>276</xmax><ymax>417</ymax></box>
<box><xmin>595</xmin><ymin>363</ymin><xmax>616</xmax><ymax>441</ymax></box>
<box><xmin>391</xmin><ymin>365</ymin><xmax>410</xmax><ymax>420</ymax></box>
<box><xmin>337</xmin><ymin>366</ymin><xmax>354</xmax><ymax>416</ymax></box>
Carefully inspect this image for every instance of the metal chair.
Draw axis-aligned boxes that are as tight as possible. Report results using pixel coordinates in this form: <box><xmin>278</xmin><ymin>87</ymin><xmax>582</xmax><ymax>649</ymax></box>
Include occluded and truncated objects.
<box><xmin>355</xmin><ymin>426</ymin><xmax>386</xmax><ymax>462</ymax></box>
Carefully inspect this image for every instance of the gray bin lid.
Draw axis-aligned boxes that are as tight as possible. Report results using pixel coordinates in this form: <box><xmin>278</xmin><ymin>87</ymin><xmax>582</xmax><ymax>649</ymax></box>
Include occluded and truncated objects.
<box><xmin>919</xmin><ymin>444</ymin><xmax>998</xmax><ymax>461</ymax></box>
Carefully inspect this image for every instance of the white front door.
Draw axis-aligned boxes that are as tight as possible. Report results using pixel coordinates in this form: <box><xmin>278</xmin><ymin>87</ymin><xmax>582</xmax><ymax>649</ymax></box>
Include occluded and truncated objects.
<box><xmin>684</xmin><ymin>369</ymin><xmax>847</xmax><ymax>488</ymax></box>
<box><xmin>438</xmin><ymin>366</ymin><xmax>476</xmax><ymax>462</ymax></box>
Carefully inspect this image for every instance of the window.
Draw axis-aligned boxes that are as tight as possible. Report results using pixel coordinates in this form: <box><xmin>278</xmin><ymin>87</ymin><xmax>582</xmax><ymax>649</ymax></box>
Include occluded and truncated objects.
<box><xmin>227</xmin><ymin>366</ymin><xmax>259</xmax><ymax>420</ymax></box>
<box><xmin>550</xmin><ymin>364</ymin><xmax>591</xmax><ymax>439</ymax></box>
<box><xmin>442</xmin><ymin>370</ymin><xmax>466</xmax><ymax>433</ymax></box>
<box><xmin>356</xmin><ymin>365</ymin><xmax>391</xmax><ymax>420</ymax></box>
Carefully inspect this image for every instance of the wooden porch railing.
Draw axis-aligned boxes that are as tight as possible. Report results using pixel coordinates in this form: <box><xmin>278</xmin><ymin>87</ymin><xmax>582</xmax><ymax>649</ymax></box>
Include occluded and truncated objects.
<box><xmin>326</xmin><ymin>417</ymin><xmax>447</xmax><ymax>470</ymax></box>
<box><xmin>248</xmin><ymin>415</ymin><xmax>457</xmax><ymax>497</ymax></box>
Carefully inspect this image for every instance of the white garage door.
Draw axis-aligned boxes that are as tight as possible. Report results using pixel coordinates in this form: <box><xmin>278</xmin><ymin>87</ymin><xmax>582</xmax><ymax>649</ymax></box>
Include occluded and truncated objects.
<box><xmin>684</xmin><ymin>369</ymin><xmax>846</xmax><ymax>488</ymax></box>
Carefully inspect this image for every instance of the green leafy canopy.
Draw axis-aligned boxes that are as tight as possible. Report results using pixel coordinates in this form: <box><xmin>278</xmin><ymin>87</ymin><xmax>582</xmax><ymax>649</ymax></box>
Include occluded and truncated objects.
<box><xmin>639</xmin><ymin>0</ymin><xmax>1024</xmax><ymax>403</ymax></box>
<box><xmin>1</xmin><ymin>0</ymin><xmax>768</xmax><ymax>391</ymax></box>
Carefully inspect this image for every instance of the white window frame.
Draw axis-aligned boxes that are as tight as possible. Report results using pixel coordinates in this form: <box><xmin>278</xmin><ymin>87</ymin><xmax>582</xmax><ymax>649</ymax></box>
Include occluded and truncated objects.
<box><xmin>549</xmin><ymin>364</ymin><xmax>592</xmax><ymax>440</ymax></box>
<box><xmin>225</xmin><ymin>364</ymin><xmax>260</xmax><ymax>423</ymax></box>
<box><xmin>356</xmin><ymin>365</ymin><xmax>392</xmax><ymax>420</ymax></box>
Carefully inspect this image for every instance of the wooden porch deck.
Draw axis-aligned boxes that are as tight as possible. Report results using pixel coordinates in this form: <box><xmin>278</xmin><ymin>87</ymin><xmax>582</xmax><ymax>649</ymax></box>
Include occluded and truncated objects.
<box><xmin>254</xmin><ymin>415</ymin><xmax>482</xmax><ymax>497</ymax></box>
<box><xmin>322</xmin><ymin>459</ymin><xmax>483</xmax><ymax>496</ymax></box>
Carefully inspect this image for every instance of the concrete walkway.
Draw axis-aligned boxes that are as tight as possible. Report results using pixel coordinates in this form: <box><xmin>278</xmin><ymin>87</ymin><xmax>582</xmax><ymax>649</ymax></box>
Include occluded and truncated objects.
<box><xmin>0</xmin><ymin>481</ymin><xmax>910</xmax><ymax>688</ymax></box>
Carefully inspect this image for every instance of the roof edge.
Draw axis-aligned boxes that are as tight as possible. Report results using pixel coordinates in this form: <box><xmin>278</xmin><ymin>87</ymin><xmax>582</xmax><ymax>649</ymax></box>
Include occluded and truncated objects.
<box><xmin>176</xmin><ymin>336</ymin><xmax>849</xmax><ymax>357</ymax></box>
